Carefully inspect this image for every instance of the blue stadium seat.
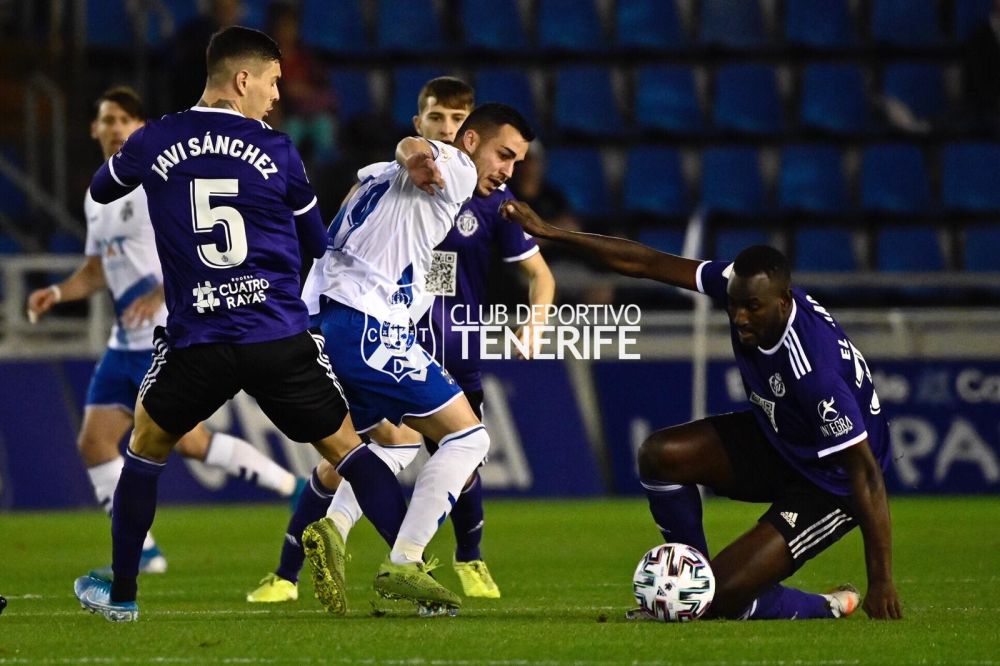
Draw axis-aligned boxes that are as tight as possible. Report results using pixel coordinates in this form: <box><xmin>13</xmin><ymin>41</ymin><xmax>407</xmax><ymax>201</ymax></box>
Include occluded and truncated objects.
<box><xmin>714</xmin><ymin>229</ymin><xmax>771</xmax><ymax>261</ymax></box>
<box><xmin>0</xmin><ymin>148</ymin><xmax>27</xmax><ymax>218</ymax></box>
<box><xmin>392</xmin><ymin>67</ymin><xmax>445</xmax><ymax>132</ymax></box>
<box><xmin>883</xmin><ymin>63</ymin><xmax>946</xmax><ymax>122</ymax></box>
<box><xmin>954</xmin><ymin>0</ymin><xmax>994</xmax><ymax>40</ymax></box>
<box><xmin>47</xmin><ymin>231</ymin><xmax>85</xmax><ymax>255</ymax></box>
<box><xmin>634</xmin><ymin>65</ymin><xmax>703</xmax><ymax>134</ymax></box>
<box><xmin>460</xmin><ymin>0</ymin><xmax>527</xmax><ymax>51</ymax></box>
<box><xmin>475</xmin><ymin>69</ymin><xmax>537</xmax><ymax>129</ymax></box>
<box><xmin>871</xmin><ymin>0</ymin><xmax>943</xmax><ymax>47</ymax></box>
<box><xmin>545</xmin><ymin>148</ymin><xmax>609</xmax><ymax>215</ymax></box>
<box><xmin>376</xmin><ymin>0</ymin><xmax>444</xmax><ymax>52</ymax></box>
<box><xmin>861</xmin><ymin>144</ymin><xmax>931</xmax><ymax>214</ymax></box>
<box><xmin>637</xmin><ymin>229</ymin><xmax>686</xmax><ymax>255</ymax></box>
<box><xmin>799</xmin><ymin>63</ymin><xmax>870</xmax><ymax>134</ymax></box>
<box><xmin>713</xmin><ymin>64</ymin><xmax>783</xmax><ymax>135</ymax></box>
<box><xmin>701</xmin><ymin>147</ymin><xmax>765</xmax><ymax>215</ymax></box>
<box><xmin>0</xmin><ymin>232</ymin><xmax>21</xmax><ymax>254</ymax></box>
<box><xmin>942</xmin><ymin>143</ymin><xmax>1000</xmax><ymax>213</ymax></box>
<box><xmin>329</xmin><ymin>70</ymin><xmax>373</xmax><ymax>123</ymax></box>
<box><xmin>623</xmin><ymin>147</ymin><xmax>689</xmax><ymax>217</ymax></box>
<box><xmin>794</xmin><ymin>227</ymin><xmax>858</xmax><ymax>271</ymax></box>
<box><xmin>538</xmin><ymin>0</ymin><xmax>604</xmax><ymax>52</ymax></box>
<box><xmin>963</xmin><ymin>225</ymin><xmax>1000</xmax><ymax>271</ymax></box>
<box><xmin>300</xmin><ymin>0</ymin><xmax>366</xmax><ymax>54</ymax></box>
<box><xmin>876</xmin><ymin>226</ymin><xmax>945</xmax><ymax>272</ymax></box>
<box><xmin>553</xmin><ymin>66</ymin><xmax>623</xmax><ymax>137</ymax></box>
<box><xmin>785</xmin><ymin>0</ymin><xmax>857</xmax><ymax>49</ymax></box>
<box><xmin>778</xmin><ymin>145</ymin><xmax>847</xmax><ymax>214</ymax></box>
<box><xmin>615</xmin><ymin>0</ymin><xmax>685</xmax><ymax>51</ymax></box>
<box><xmin>86</xmin><ymin>0</ymin><xmax>132</xmax><ymax>49</ymax></box>
<box><xmin>700</xmin><ymin>0</ymin><xmax>766</xmax><ymax>48</ymax></box>
<box><xmin>149</xmin><ymin>0</ymin><xmax>198</xmax><ymax>47</ymax></box>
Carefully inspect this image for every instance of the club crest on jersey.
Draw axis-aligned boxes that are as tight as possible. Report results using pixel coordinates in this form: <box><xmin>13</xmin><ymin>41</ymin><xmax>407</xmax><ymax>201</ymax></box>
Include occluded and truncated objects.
<box><xmin>361</xmin><ymin>291</ymin><xmax>436</xmax><ymax>383</ymax></box>
<box><xmin>456</xmin><ymin>210</ymin><xmax>479</xmax><ymax>237</ymax></box>
<box><xmin>769</xmin><ymin>373</ymin><xmax>786</xmax><ymax>397</ymax></box>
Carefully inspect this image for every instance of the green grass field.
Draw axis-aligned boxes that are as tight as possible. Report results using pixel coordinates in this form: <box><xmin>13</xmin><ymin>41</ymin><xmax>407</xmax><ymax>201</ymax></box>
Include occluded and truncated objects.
<box><xmin>2</xmin><ymin>496</ymin><xmax>998</xmax><ymax>664</ymax></box>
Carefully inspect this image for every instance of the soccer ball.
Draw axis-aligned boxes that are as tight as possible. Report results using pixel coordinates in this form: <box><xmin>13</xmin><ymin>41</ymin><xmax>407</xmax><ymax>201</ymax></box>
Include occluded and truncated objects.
<box><xmin>632</xmin><ymin>543</ymin><xmax>715</xmax><ymax>622</ymax></box>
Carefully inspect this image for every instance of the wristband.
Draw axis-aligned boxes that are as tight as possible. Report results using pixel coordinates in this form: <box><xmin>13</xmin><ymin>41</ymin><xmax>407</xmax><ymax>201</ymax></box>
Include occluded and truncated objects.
<box><xmin>50</xmin><ymin>285</ymin><xmax>62</xmax><ymax>303</ymax></box>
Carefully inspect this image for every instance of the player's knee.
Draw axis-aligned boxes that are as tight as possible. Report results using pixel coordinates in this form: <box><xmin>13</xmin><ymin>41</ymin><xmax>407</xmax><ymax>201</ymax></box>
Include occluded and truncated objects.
<box><xmin>316</xmin><ymin>459</ymin><xmax>340</xmax><ymax>489</ymax></box>
<box><xmin>637</xmin><ymin>432</ymin><xmax>686</xmax><ymax>481</ymax></box>
<box><xmin>440</xmin><ymin>425</ymin><xmax>490</xmax><ymax>460</ymax></box>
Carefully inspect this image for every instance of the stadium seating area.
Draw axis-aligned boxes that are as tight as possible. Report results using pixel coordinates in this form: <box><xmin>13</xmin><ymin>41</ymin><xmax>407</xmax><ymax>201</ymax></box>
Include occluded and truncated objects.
<box><xmin>3</xmin><ymin>0</ymin><xmax>999</xmax><ymax>301</ymax></box>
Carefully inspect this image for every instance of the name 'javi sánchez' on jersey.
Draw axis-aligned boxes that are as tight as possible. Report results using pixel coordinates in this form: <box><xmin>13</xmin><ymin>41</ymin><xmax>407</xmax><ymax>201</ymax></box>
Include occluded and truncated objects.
<box><xmin>149</xmin><ymin>132</ymin><xmax>278</xmax><ymax>182</ymax></box>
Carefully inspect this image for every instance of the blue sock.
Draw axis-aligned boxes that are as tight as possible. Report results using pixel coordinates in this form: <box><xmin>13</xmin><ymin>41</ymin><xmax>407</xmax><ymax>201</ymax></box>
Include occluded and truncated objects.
<box><xmin>741</xmin><ymin>584</ymin><xmax>833</xmax><ymax>620</ymax></box>
<box><xmin>336</xmin><ymin>445</ymin><xmax>407</xmax><ymax>546</ymax></box>
<box><xmin>640</xmin><ymin>480</ymin><xmax>709</xmax><ymax>558</ymax></box>
<box><xmin>451</xmin><ymin>472</ymin><xmax>484</xmax><ymax>562</ymax></box>
<box><xmin>276</xmin><ymin>468</ymin><xmax>334</xmax><ymax>583</ymax></box>
<box><xmin>111</xmin><ymin>450</ymin><xmax>165</xmax><ymax>602</ymax></box>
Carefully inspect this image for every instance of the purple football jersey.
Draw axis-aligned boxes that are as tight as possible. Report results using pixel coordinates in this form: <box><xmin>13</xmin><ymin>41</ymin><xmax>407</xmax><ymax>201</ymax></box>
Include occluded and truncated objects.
<box><xmin>89</xmin><ymin>107</ymin><xmax>327</xmax><ymax>348</ymax></box>
<box><xmin>419</xmin><ymin>187</ymin><xmax>538</xmax><ymax>391</ymax></box>
<box><xmin>697</xmin><ymin>260</ymin><xmax>890</xmax><ymax>496</ymax></box>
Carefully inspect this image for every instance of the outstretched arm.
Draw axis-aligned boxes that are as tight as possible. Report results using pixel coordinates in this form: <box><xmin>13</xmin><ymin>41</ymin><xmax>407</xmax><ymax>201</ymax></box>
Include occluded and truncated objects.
<box><xmin>513</xmin><ymin>251</ymin><xmax>556</xmax><ymax>359</ymax></box>
<box><xmin>500</xmin><ymin>200</ymin><xmax>702</xmax><ymax>291</ymax></box>
<box><xmin>396</xmin><ymin>137</ymin><xmax>443</xmax><ymax>195</ymax></box>
<box><xmin>832</xmin><ymin>440</ymin><xmax>902</xmax><ymax>620</ymax></box>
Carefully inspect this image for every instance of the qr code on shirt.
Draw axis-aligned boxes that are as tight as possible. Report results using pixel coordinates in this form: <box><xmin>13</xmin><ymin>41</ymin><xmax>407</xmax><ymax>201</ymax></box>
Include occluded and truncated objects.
<box><xmin>426</xmin><ymin>250</ymin><xmax>457</xmax><ymax>296</ymax></box>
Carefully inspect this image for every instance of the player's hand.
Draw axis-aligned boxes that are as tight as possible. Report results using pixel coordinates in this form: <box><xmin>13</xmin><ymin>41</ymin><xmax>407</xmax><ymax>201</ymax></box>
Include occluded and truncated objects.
<box><xmin>513</xmin><ymin>325</ymin><xmax>538</xmax><ymax>359</ymax></box>
<box><xmin>405</xmin><ymin>153</ymin><xmax>444</xmax><ymax>195</ymax></box>
<box><xmin>862</xmin><ymin>580</ymin><xmax>903</xmax><ymax>619</ymax></box>
<box><xmin>122</xmin><ymin>289</ymin><xmax>164</xmax><ymax>328</ymax></box>
<box><xmin>26</xmin><ymin>286</ymin><xmax>61</xmax><ymax>323</ymax></box>
<box><xmin>500</xmin><ymin>201</ymin><xmax>551</xmax><ymax>238</ymax></box>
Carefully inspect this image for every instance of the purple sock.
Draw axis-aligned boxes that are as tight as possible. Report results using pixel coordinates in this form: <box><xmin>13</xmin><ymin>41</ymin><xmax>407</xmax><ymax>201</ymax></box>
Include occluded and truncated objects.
<box><xmin>640</xmin><ymin>480</ymin><xmax>709</xmax><ymax>558</ymax></box>
<box><xmin>276</xmin><ymin>468</ymin><xmax>334</xmax><ymax>583</ymax></box>
<box><xmin>111</xmin><ymin>450</ymin><xmax>165</xmax><ymax>602</ymax></box>
<box><xmin>336</xmin><ymin>445</ymin><xmax>407</xmax><ymax>546</ymax></box>
<box><xmin>451</xmin><ymin>472</ymin><xmax>484</xmax><ymax>562</ymax></box>
<box><xmin>741</xmin><ymin>584</ymin><xmax>833</xmax><ymax>620</ymax></box>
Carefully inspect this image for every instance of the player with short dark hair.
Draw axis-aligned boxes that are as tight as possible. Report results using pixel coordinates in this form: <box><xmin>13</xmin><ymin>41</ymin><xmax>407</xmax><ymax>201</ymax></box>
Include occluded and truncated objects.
<box><xmin>28</xmin><ymin>85</ymin><xmax>305</xmax><ymax>580</ymax></box>
<box><xmin>502</xmin><ymin>202</ymin><xmax>903</xmax><ymax>621</ymax></box>
<box><xmin>295</xmin><ymin>101</ymin><xmax>535</xmax><ymax>614</ymax></box>
<box><xmin>72</xmin><ymin>26</ymin><xmax>409</xmax><ymax>623</ymax></box>
<box><xmin>246</xmin><ymin>78</ymin><xmax>554</xmax><ymax>606</ymax></box>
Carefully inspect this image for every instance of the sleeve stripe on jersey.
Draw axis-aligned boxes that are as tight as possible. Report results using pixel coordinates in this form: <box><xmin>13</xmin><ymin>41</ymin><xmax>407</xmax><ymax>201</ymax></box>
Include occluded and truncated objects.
<box><xmin>695</xmin><ymin>260</ymin><xmax>710</xmax><ymax>294</ymax></box>
<box><xmin>292</xmin><ymin>196</ymin><xmax>318</xmax><ymax>217</ymax></box>
<box><xmin>816</xmin><ymin>430</ymin><xmax>868</xmax><ymax>458</ymax></box>
<box><xmin>107</xmin><ymin>157</ymin><xmax>127</xmax><ymax>187</ymax></box>
<box><xmin>502</xmin><ymin>246</ymin><xmax>540</xmax><ymax>263</ymax></box>
<box><xmin>783</xmin><ymin>328</ymin><xmax>812</xmax><ymax>379</ymax></box>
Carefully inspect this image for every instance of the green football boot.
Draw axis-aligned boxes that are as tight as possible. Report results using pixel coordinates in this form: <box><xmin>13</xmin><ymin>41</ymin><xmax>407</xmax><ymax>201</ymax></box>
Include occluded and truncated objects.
<box><xmin>302</xmin><ymin>518</ymin><xmax>348</xmax><ymax>615</ymax></box>
<box><xmin>374</xmin><ymin>555</ymin><xmax>462</xmax><ymax>612</ymax></box>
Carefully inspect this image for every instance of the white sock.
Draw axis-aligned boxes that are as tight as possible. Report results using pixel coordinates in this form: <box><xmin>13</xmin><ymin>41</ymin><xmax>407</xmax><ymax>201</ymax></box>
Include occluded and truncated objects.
<box><xmin>205</xmin><ymin>432</ymin><xmax>297</xmax><ymax>496</ymax></box>
<box><xmin>87</xmin><ymin>456</ymin><xmax>157</xmax><ymax>550</ymax></box>
<box><xmin>391</xmin><ymin>426</ymin><xmax>489</xmax><ymax>564</ymax></box>
<box><xmin>326</xmin><ymin>441</ymin><xmax>421</xmax><ymax>542</ymax></box>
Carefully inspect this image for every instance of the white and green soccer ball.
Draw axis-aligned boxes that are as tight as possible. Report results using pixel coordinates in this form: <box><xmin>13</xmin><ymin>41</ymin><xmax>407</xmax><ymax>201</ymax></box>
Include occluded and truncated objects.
<box><xmin>632</xmin><ymin>543</ymin><xmax>715</xmax><ymax>622</ymax></box>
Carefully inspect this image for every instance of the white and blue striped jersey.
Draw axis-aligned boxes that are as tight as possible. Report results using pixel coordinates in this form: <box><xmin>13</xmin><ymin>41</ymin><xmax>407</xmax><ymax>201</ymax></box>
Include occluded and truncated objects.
<box><xmin>84</xmin><ymin>187</ymin><xmax>166</xmax><ymax>351</ymax></box>
<box><xmin>301</xmin><ymin>139</ymin><xmax>477</xmax><ymax>324</ymax></box>
<box><xmin>697</xmin><ymin>260</ymin><xmax>890</xmax><ymax>496</ymax></box>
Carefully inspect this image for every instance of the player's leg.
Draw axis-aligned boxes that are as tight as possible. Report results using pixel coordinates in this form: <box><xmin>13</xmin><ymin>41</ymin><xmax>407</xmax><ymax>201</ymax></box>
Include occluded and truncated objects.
<box><xmin>635</xmin><ymin>414</ymin><xmax>749</xmax><ymax>557</ymax></box>
<box><xmin>426</xmin><ymin>389</ymin><xmax>499</xmax><ymax>598</ymax></box>
<box><xmin>175</xmin><ymin>423</ymin><xmax>299</xmax><ymax>497</ymax></box>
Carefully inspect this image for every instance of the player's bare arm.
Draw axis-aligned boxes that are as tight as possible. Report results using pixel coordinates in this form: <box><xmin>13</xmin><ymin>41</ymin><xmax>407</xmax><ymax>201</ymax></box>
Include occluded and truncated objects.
<box><xmin>27</xmin><ymin>255</ymin><xmax>106</xmax><ymax>321</ymax></box>
<box><xmin>513</xmin><ymin>252</ymin><xmax>555</xmax><ymax>359</ymax></box>
<box><xmin>501</xmin><ymin>200</ymin><xmax>701</xmax><ymax>290</ymax></box>
<box><xmin>832</xmin><ymin>439</ymin><xmax>903</xmax><ymax>620</ymax></box>
<box><xmin>121</xmin><ymin>283</ymin><xmax>166</xmax><ymax>328</ymax></box>
<box><xmin>396</xmin><ymin>136</ymin><xmax>444</xmax><ymax>195</ymax></box>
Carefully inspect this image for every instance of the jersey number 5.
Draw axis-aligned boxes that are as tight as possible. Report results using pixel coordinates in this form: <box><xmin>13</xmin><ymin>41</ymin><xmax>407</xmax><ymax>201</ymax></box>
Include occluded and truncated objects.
<box><xmin>191</xmin><ymin>178</ymin><xmax>248</xmax><ymax>268</ymax></box>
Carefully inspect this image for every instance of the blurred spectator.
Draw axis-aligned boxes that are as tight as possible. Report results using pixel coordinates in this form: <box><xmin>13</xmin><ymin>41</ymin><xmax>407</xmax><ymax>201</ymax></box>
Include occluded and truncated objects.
<box><xmin>166</xmin><ymin>0</ymin><xmax>243</xmax><ymax>109</ymax></box>
<box><xmin>267</xmin><ymin>2</ymin><xmax>338</xmax><ymax>165</ymax></box>
<box><xmin>961</xmin><ymin>0</ymin><xmax>1000</xmax><ymax>131</ymax></box>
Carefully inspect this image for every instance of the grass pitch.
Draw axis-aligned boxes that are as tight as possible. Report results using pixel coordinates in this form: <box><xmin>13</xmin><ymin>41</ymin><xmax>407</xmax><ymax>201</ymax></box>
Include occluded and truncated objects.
<box><xmin>1</xmin><ymin>496</ymin><xmax>998</xmax><ymax>664</ymax></box>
